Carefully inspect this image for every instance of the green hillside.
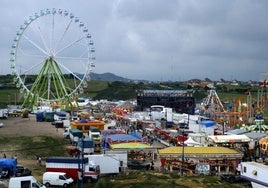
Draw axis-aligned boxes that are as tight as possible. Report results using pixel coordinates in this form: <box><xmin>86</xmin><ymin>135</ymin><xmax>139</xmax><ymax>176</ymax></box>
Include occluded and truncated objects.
<box><xmin>0</xmin><ymin>75</ymin><xmax>265</xmax><ymax>114</ymax></box>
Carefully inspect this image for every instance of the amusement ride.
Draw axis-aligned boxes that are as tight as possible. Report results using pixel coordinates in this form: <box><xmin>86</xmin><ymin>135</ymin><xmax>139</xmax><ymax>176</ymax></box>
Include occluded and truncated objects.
<box><xmin>9</xmin><ymin>8</ymin><xmax>95</xmax><ymax>111</ymax></box>
<box><xmin>200</xmin><ymin>74</ymin><xmax>268</xmax><ymax>131</ymax></box>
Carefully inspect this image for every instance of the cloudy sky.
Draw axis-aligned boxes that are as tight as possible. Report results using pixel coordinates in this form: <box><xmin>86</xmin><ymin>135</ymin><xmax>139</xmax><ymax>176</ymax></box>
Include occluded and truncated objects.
<box><xmin>1</xmin><ymin>0</ymin><xmax>267</xmax><ymax>82</ymax></box>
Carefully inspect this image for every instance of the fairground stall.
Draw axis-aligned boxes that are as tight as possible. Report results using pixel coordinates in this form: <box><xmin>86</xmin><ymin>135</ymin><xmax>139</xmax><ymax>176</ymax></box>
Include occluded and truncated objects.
<box><xmin>158</xmin><ymin>146</ymin><xmax>243</xmax><ymax>175</ymax></box>
<box><xmin>206</xmin><ymin>135</ymin><xmax>250</xmax><ymax>148</ymax></box>
<box><xmin>101</xmin><ymin>132</ymin><xmax>159</xmax><ymax>170</ymax></box>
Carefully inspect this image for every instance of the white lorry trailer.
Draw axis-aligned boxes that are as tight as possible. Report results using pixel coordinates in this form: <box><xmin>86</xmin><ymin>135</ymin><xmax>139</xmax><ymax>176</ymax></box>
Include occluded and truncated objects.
<box><xmin>88</xmin><ymin>127</ymin><xmax>101</xmax><ymax>152</ymax></box>
<box><xmin>45</xmin><ymin>157</ymin><xmax>100</xmax><ymax>182</ymax></box>
<box><xmin>85</xmin><ymin>154</ymin><xmax>121</xmax><ymax>174</ymax></box>
<box><xmin>104</xmin><ymin>150</ymin><xmax>128</xmax><ymax>168</ymax></box>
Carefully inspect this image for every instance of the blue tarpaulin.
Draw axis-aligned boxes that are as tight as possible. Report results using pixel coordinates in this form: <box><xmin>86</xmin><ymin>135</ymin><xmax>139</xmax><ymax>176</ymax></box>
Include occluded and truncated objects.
<box><xmin>0</xmin><ymin>158</ymin><xmax>17</xmax><ymax>175</ymax></box>
<box><xmin>200</xmin><ymin>120</ymin><xmax>215</xmax><ymax>127</ymax></box>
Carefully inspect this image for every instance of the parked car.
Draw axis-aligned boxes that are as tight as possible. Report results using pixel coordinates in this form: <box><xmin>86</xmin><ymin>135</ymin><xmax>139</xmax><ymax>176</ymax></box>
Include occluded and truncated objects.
<box><xmin>127</xmin><ymin>160</ymin><xmax>151</xmax><ymax>170</ymax></box>
<box><xmin>15</xmin><ymin>165</ymin><xmax>32</xmax><ymax>177</ymax></box>
<box><xmin>220</xmin><ymin>174</ymin><xmax>247</xmax><ymax>183</ymax></box>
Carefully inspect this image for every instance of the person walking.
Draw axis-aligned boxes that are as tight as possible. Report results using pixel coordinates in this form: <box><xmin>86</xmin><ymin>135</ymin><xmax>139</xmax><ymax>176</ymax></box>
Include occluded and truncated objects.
<box><xmin>37</xmin><ymin>156</ymin><xmax>42</xmax><ymax>166</ymax></box>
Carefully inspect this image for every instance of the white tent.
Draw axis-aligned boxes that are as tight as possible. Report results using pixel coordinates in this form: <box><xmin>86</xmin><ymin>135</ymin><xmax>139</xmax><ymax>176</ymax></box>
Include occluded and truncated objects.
<box><xmin>184</xmin><ymin>137</ymin><xmax>202</xmax><ymax>146</ymax></box>
<box><xmin>207</xmin><ymin>135</ymin><xmax>250</xmax><ymax>144</ymax></box>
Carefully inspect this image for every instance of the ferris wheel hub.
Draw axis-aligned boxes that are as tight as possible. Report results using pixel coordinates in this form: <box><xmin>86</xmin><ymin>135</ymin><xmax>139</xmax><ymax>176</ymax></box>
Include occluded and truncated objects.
<box><xmin>49</xmin><ymin>50</ymin><xmax>56</xmax><ymax>59</ymax></box>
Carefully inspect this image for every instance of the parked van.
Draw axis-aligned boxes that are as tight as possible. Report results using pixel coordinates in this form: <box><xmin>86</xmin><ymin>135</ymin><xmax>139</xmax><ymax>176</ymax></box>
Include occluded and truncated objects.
<box><xmin>9</xmin><ymin>176</ymin><xmax>46</xmax><ymax>188</ymax></box>
<box><xmin>43</xmin><ymin>172</ymin><xmax>74</xmax><ymax>187</ymax></box>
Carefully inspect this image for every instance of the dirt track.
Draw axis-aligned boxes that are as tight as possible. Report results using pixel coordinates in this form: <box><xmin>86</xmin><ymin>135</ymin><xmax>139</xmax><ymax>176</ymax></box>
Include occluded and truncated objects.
<box><xmin>0</xmin><ymin>114</ymin><xmax>64</xmax><ymax>137</ymax></box>
<box><xmin>0</xmin><ymin>114</ymin><xmax>67</xmax><ymax>186</ymax></box>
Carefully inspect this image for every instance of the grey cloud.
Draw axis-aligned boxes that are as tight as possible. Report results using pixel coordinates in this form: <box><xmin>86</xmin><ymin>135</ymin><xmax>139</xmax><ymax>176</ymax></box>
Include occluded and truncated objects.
<box><xmin>0</xmin><ymin>0</ymin><xmax>267</xmax><ymax>81</ymax></box>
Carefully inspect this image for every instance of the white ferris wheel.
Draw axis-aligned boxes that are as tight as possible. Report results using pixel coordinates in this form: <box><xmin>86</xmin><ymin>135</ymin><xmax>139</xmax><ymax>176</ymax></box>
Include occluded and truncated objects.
<box><xmin>9</xmin><ymin>8</ymin><xmax>95</xmax><ymax>109</ymax></box>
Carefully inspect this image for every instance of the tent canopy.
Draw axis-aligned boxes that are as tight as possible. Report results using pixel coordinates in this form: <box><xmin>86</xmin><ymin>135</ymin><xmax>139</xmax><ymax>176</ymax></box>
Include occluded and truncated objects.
<box><xmin>110</xmin><ymin>142</ymin><xmax>151</xmax><ymax>149</ymax></box>
<box><xmin>116</xmin><ymin>101</ymin><xmax>136</xmax><ymax>109</ymax></box>
<box><xmin>106</xmin><ymin>133</ymin><xmax>142</xmax><ymax>142</ymax></box>
<box><xmin>184</xmin><ymin>137</ymin><xmax>201</xmax><ymax>146</ymax></box>
<box><xmin>158</xmin><ymin>146</ymin><xmax>243</xmax><ymax>158</ymax></box>
<box><xmin>207</xmin><ymin>135</ymin><xmax>250</xmax><ymax>143</ymax></box>
<box><xmin>102</xmin><ymin>133</ymin><xmax>143</xmax><ymax>149</ymax></box>
<box><xmin>0</xmin><ymin>158</ymin><xmax>17</xmax><ymax>175</ymax></box>
<box><xmin>200</xmin><ymin>120</ymin><xmax>215</xmax><ymax>127</ymax></box>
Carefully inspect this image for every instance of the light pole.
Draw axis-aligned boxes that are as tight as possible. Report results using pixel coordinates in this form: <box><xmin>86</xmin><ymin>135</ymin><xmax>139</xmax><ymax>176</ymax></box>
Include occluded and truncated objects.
<box><xmin>77</xmin><ymin>137</ymin><xmax>84</xmax><ymax>188</ymax></box>
<box><xmin>181</xmin><ymin>126</ymin><xmax>185</xmax><ymax>176</ymax></box>
<box><xmin>181</xmin><ymin>105</ymin><xmax>190</xmax><ymax>176</ymax></box>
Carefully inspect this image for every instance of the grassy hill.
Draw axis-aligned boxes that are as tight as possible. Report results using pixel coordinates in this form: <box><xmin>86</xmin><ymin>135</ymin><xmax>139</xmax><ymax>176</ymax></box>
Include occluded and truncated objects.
<box><xmin>0</xmin><ymin>74</ymin><xmax>265</xmax><ymax>116</ymax></box>
<box><xmin>0</xmin><ymin>80</ymin><xmax>207</xmax><ymax>107</ymax></box>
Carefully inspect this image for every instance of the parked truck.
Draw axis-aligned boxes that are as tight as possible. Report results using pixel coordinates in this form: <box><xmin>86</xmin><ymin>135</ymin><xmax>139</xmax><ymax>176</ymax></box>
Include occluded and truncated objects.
<box><xmin>66</xmin><ymin>138</ymin><xmax>95</xmax><ymax>156</ymax></box>
<box><xmin>85</xmin><ymin>154</ymin><xmax>121</xmax><ymax>174</ymax></box>
<box><xmin>54</xmin><ymin>111</ymin><xmax>70</xmax><ymax>121</ymax></box>
<box><xmin>53</xmin><ymin>111</ymin><xmax>71</xmax><ymax>128</ymax></box>
<box><xmin>45</xmin><ymin>157</ymin><xmax>100</xmax><ymax>182</ymax></box>
<box><xmin>88</xmin><ymin>127</ymin><xmax>101</xmax><ymax>141</ymax></box>
<box><xmin>150</xmin><ymin>105</ymin><xmax>173</xmax><ymax>126</ymax></box>
<box><xmin>88</xmin><ymin>127</ymin><xmax>101</xmax><ymax>152</ymax></box>
<box><xmin>69</xmin><ymin>128</ymin><xmax>83</xmax><ymax>145</ymax></box>
<box><xmin>77</xmin><ymin>138</ymin><xmax>95</xmax><ymax>154</ymax></box>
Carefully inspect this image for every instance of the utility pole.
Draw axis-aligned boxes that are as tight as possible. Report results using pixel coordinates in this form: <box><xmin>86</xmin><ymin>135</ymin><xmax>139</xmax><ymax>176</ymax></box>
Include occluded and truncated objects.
<box><xmin>181</xmin><ymin>126</ymin><xmax>185</xmax><ymax>176</ymax></box>
<box><xmin>181</xmin><ymin>106</ymin><xmax>190</xmax><ymax>176</ymax></box>
<box><xmin>77</xmin><ymin>137</ymin><xmax>84</xmax><ymax>188</ymax></box>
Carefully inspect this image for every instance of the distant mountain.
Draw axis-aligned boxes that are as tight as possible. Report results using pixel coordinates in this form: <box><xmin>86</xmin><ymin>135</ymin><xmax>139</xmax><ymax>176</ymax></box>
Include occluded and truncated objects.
<box><xmin>91</xmin><ymin>72</ymin><xmax>131</xmax><ymax>82</ymax></box>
